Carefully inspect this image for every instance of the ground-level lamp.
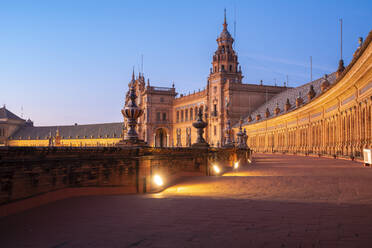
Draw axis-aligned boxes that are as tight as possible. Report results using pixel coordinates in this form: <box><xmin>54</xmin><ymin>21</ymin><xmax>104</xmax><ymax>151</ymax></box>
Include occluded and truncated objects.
<box><xmin>213</xmin><ymin>164</ymin><xmax>221</xmax><ymax>175</ymax></box>
<box><xmin>153</xmin><ymin>174</ymin><xmax>164</xmax><ymax>187</ymax></box>
<box><xmin>234</xmin><ymin>161</ymin><xmax>239</xmax><ymax>169</ymax></box>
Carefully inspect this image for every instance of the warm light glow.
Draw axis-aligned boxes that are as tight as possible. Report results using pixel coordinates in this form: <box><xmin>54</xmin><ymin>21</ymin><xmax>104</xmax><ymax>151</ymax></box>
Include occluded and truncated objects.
<box><xmin>153</xmin><ymin>175</ymin><xmax>164</xmax><ymax>186</ymax></box>
<box><xmin>234</xmin><ymin>161</ymin><xmax>239</xmax><ymax>169</ymax></box>
<box><xmin>213</xmin><ymin>165</ymin><xmax>220</xmax><ymax>174</ymax></box>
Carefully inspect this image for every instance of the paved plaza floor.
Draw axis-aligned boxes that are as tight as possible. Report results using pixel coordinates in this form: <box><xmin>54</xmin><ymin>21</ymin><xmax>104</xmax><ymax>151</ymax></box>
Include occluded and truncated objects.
<box><xmin>1</xmin><ymin>154</ymin><xmax>372</xmax><ymax>247</ymax></box>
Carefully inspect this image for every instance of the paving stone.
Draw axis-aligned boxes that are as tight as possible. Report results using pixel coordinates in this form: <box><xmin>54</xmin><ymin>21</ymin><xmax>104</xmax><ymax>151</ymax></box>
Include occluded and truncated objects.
<box><xmin>1</xmin><ymin>154</ymin><xmax>372</xmax><ymax>247</ymax></box>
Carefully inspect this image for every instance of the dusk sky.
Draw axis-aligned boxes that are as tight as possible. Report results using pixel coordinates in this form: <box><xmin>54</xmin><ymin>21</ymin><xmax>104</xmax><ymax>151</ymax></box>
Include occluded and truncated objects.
<box><xmin>1</xmin><ymin>0</ymin><xmax>371</xmax><ymax>126</ymax></box>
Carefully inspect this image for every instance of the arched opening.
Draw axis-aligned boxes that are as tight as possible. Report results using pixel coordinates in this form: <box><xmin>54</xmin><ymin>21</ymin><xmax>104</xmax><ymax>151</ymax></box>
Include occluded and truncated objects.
<box><xmin>155</xmin><ymin>128</ymin><xmax>168</xmax><ymax>148</ymax></box>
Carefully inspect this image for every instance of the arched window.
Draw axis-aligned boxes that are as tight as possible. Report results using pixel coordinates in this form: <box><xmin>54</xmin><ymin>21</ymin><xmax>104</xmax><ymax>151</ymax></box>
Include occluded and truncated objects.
<box><xmin>185</xmin><ymin>109</ymin><xmax>188</xmax><ymax>121</ymax></box>
<box><xmin>176</xmin><ymin>111</ymin><xmax>179</xmax><ymax>122</ymax></box>
<box><xmin>229</xmin><ymin>65</ymin><xmax>232</xmax><ymax>72</ymax></box>
<box><xmin>190</xmin><ymin>108</ymin><xmax>193</xmax><ymax>121</ymax></box>
<box><xmin>181</xmin><ymin>110</ymin><xmax>184</xmax><ymax>122</ymax></box>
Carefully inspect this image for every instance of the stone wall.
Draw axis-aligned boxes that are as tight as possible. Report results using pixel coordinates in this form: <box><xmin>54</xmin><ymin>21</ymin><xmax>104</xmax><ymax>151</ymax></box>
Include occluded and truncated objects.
<box><xmin>0</xmin><ymin>146</ymin><xmax>250</xmax><ymax>216</ymax></box>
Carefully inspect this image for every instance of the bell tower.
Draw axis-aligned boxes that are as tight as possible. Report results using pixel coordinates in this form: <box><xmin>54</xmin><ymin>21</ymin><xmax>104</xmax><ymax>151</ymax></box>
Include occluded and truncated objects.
<box><xmin>209</xmin><ymin>9</ymin><xmax>242</xmax><ymax>83</ymax></box>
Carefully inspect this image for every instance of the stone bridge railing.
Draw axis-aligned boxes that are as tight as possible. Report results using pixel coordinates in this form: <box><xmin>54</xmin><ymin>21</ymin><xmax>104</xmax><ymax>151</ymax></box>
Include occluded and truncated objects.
<box><xmin>0</xmin><ymin>146</ymin><xmax>251</xmax><ymax>216</ymax></box>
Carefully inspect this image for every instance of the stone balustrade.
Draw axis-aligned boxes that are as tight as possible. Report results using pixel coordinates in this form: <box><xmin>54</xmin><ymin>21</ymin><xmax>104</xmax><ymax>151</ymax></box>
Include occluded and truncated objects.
<box><xmin>0</xmin><ymin>146</ymin><xmax>251</xmax><ymax>216</ymax></box>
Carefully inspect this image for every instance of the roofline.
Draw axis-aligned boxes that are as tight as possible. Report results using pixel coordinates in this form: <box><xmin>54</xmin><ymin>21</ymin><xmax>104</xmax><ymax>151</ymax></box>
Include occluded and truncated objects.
<box><xmin>27</xmin><ymin>122</ymin><xmax>123</xmax><ymax>128</ymax></box>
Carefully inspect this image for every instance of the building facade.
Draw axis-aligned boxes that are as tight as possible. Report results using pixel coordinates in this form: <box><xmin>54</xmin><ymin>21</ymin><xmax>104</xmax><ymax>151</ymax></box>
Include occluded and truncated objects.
<box><xmin>131</xmin><ymin>16</ymin><xmax>287</xmax><ymax>147</ymax></box>
<box><xmin>236</xmin><ymin>31</ymin><xmax>372</xmax><ymax>158</ymax></box>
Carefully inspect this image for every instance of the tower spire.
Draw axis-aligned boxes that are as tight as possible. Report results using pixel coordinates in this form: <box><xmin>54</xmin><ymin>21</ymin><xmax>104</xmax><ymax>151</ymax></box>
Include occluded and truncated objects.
<box><xmin>132</xmin><ymin>67</ymin><xmax>135</xmax><ymax>81</ymax></box>
<box><xmin>223</xmin><ymin>8</ymin><xmax>227</xmax><ymax>30</ymax></box>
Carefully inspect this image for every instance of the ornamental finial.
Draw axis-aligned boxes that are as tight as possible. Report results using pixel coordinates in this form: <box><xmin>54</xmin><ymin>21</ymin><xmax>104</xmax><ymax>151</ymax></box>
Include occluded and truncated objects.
<box><xmin>223</xmin><ymin>8</ymin><xmax>227</xmax><ymax>30</ymax></box>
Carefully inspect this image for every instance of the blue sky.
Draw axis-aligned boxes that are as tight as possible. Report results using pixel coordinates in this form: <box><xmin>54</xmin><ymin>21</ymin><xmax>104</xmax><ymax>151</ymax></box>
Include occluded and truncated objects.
<box><xmin>1</xmin><ymin>0</ymin><xmax>371</xmax><ymax>125</ymax></box>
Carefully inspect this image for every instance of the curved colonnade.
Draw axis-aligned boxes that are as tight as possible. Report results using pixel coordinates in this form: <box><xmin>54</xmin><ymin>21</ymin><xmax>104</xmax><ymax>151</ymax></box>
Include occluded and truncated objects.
<box><xmin>240</xmin><ymin>31</ymin><xmax>372</xmax><ymax>159</ymax></box>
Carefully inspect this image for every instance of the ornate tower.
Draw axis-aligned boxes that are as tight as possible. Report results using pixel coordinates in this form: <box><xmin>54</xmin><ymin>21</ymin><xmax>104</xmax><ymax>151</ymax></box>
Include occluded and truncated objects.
<box><xmin>210</xmin><ymin>9</ymin><xmax>242</xmax><ymax>83</ymax></box>
<box><xmin>207</xmin><ymin>10</ymin><xmax>243</xmax><ymax>146</ymax></box>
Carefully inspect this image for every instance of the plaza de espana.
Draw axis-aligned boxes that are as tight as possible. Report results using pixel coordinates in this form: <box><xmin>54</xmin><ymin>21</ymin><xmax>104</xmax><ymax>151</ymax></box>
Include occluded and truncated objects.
<box><xmin>1</xmin><ymin>16</ymin><xmax>371</xmax><ymax>159</ymax></box>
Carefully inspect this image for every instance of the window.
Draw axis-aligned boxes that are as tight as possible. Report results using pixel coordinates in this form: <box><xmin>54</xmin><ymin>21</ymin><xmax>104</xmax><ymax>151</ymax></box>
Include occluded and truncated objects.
<box><xmin>229</xmin><ymin>65</ymin><xmax>232</xmax><ymax>72</ymax></box>
<box><xmin>176</xmin><ymin>111</ymin><xmax>179</xmax><ymax>122</ymax></box>
<box><xmin>214</xmin><ymin>126</ymin><xmax>217</xmax><ymax>135</ymax></box>
<box><xmin>181</xmin><ymin>110</ymin><xmax>184</xmax><ymax>122</ymax></box>
<box><xmin>156</xmin><ymin>112</ymin><xmax>161</xmax><ymax>121</ymax></box>
<box><xmin>162</xmin><ymin>112</ymin><xmax>166</xmax><ymax>121</ymax></box>
<box><xmin>185</xmin><ymin>109</ymin><xmax>188</xmax><ymax>121</ymax></box>
<box><xmin>160</xmin><ymin>97</ymin><xmax>164</xmax><ymax>103</ymax></box>
<box><xmin>195</xmin><ymin>107</ymin><xmax>198</xmax><ymax>118</ymax></box>
<box><xmin>221</xmin><ymin>65</ymin><xmax>225</xmax><ymax>71</ymax></box>
<box><xmin>190</xmin><ymin>108</ymin><xmax>193</xmax><ymax>121</ymax></box>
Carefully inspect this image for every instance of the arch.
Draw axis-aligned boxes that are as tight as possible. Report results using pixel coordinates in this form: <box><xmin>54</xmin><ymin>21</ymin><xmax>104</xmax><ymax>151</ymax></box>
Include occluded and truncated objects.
<box><xmin>154</xmin><ymin>128</ymin><xmax>168</xmax><ymax>148</ymax></box>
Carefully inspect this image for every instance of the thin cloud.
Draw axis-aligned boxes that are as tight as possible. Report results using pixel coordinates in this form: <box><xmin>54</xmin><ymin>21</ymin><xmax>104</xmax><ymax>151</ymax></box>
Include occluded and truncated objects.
<box><xmin>241</xmin><ymin>54</ymin><xmax>334</xmax><ymax>72</ymax></box>
<box><xmin>247</xmin><ymin>64</ymin><xmax>309</xmax><ymax>80</ymax></box>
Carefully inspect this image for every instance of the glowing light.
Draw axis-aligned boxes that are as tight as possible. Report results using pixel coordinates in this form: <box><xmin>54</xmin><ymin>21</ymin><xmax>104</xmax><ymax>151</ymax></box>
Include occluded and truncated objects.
<box><xmin>213</xmin><ymin>165</ymin><xmax>220</xmax><ymax>174</ymax></box>
<box><xmin>153</xmin><ymin>175</ymin><xmax>164</xmax><ymax>186</ymax></box>
<box><xmin>234</xmin><ymin>161</ymin><xmax>239</xmax><ymax>169</ymax></box>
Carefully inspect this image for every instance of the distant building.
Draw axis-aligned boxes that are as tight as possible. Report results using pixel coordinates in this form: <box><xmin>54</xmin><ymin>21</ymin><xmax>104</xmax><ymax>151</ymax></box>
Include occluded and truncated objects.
<box><xmin>0</xmin><ymin>106</ymin><xmax>27</xmax><ymax>146</ymax></box>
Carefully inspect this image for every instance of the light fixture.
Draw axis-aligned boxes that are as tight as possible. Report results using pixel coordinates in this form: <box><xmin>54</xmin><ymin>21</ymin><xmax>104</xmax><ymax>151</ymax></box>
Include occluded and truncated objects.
<box><xmin>234</xmin><ymin>161</ymin><xmax>239</xmax><ymax>169</ymax></box>
<box><xmin>153</xmin><ymin>174</ymin><xmax>164</xmax><ymax>186</ymax></box>
<box><xmin>213</xmin><ymin>165</ymin><xmax>220</xmax><ymax>174</ymax></box>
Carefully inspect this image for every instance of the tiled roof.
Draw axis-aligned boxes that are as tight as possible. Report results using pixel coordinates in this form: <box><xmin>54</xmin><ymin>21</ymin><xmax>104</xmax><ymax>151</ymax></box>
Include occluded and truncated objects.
<box><xmin>219</xmin><ymin>28</ymin><xmax>233</xmax><ymax>40</ymax></box>
<box><xmin>0</xmin><ymin>107</ymin><xmax>25</xmax><ymax>121</ymax></box>
<box><xmin>10</xmin><ymin>122</ymin><xmax>124</xmax><ymax>140</ymax></box>
<box><xmin>237</xmin><ymin>72</ymin><xmax>337</xmax><ymax>126</ymax></box>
